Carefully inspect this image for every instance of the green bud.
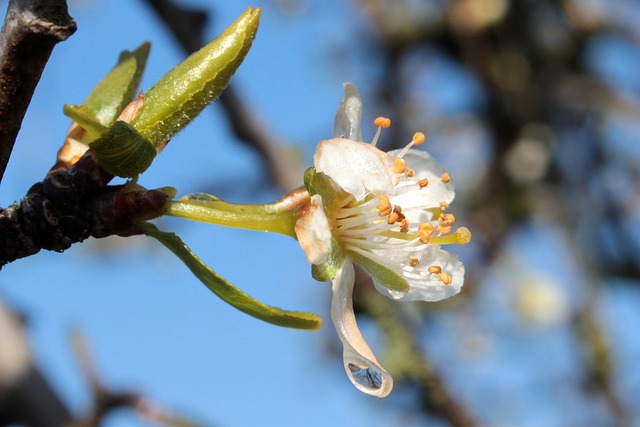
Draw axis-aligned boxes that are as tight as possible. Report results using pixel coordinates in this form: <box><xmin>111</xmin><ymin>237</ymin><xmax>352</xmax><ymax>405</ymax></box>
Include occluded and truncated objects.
<box><xmin>89</xmin><ymin>121</ymin><xmax>156</xmax><ymax>178</ymax></box>
<box><xmin>130</xmin><ymin>7</ymin><xmax>262</xmax><ymax>146</ymax></box>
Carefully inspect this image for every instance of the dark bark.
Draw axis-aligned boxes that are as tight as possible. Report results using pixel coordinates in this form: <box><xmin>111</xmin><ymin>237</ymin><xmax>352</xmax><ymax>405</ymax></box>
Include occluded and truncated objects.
<box><xmin>0</xmin><ymin>0</ymin><xmax>77</xmax><ymax>185</ymax></box>
<box><xmin>0</xmin><ymin>153</ymin><xmax>169</xmax><ymax>269</ymax></box>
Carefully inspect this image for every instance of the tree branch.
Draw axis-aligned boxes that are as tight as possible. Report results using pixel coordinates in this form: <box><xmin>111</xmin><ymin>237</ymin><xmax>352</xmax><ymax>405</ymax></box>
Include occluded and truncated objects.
<box><xmin>0</xmin><ymin>153</ymin><xmax>169</xmax><ymax>269</ymax></box>
<box><xmin>0</xmin><ymin>300</ymin><xmax>72</xmax><ymax>426</ymax></box>
<box><xmin>0</xmin><ymin>0</ymin><xmax>77</xmax><ymax>186</ymax></box>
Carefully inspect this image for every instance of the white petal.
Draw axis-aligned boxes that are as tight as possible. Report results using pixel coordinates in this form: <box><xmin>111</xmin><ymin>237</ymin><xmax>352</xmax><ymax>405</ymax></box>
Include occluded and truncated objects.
<box><xmin>331</xmin><ymin>260</ymin><xmax>393</xmax><ymax>397</ymax></box>
<box><xmin>294</xmin><ymin>195</ymin><xmax>332</xmax><ymax>265</ymax></box>
<box><xmin>315</xmin><ymin>138</ymin><xmax>395</xmax><ymax>201</ymax></box>
<box><xmin>372</xmin><ymin>246</ymin><xmax>464</xmax><ymax>302</ymax></box>
<box><xmin>389</xmin><ymin>149</ymin><xmax>456</xmax><ymax>207</ymax></box>
<box><xmin>333</xmin><ymin>82</ymin><xmax>363</xmax><ymax>141</ymax></box>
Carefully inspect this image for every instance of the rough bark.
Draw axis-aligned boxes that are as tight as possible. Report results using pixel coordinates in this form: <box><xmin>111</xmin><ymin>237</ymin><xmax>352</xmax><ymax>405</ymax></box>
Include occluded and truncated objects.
<box><xmin>0</xmin><ymin>153</ymin><xmax>169</xmax><ymax>268</ymax></box>
<box><xmin>0</xmin><ymin>0</ymin><xmax>77</xmax><ymax>184</ymax></box>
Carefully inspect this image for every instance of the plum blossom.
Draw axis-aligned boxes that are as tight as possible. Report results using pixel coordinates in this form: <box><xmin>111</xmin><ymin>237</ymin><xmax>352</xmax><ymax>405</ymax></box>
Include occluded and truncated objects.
<box><xmin>295</xmin><ymin>83</ymin><xmax>470</xmax><ymax>397</ymax></box>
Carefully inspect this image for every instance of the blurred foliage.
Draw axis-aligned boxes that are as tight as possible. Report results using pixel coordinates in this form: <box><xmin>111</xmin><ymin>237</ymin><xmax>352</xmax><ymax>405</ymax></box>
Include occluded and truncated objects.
<box><xmin>334</xmin><ymin>0</ymin><xmax>640</xmax><ymax>426</ymax></box>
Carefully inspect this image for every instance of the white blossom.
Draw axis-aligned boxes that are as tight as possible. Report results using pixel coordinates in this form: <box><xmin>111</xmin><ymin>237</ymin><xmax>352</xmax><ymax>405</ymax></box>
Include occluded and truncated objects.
<box><xmin>296</xmin><ymin>83</ymin><xmax>470</xmax><ymax>397</ymax></box>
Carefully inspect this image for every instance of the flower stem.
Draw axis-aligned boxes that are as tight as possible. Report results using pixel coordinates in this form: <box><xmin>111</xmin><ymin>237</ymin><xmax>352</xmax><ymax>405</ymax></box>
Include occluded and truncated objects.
<box><xmin>164</xmin><ymin>188</ymin><xmax>310</xmax><ymax>238</ymax></box>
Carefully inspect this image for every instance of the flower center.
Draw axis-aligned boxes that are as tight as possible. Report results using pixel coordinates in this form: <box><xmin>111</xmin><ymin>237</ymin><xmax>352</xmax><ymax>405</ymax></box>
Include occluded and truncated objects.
<box><xmin>332</xmin><ymin>118</ymin><xmax>470</xmax><ymax>285</ymax></box>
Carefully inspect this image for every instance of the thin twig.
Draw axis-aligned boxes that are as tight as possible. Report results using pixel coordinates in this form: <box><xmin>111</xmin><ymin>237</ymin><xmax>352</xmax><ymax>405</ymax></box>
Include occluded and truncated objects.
<box><xmin>70</xmin><ymin>330</ymin><xmax>204</xmax><ymax>427</ymax></box>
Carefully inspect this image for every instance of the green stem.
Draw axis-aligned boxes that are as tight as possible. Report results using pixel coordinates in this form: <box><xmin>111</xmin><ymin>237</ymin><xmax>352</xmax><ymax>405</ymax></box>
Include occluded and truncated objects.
<box><xmin>164</xmin><ymin>188</ymin><xmax>310</xmax><ymax>238</ymax></box>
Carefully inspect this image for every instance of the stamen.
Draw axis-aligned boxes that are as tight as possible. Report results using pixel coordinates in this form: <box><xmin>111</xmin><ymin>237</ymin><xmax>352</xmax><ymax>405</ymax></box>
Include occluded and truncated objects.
<box><xmin>405</xmin><ymin>168</ymin><xmax>415</xmax><ymax>178</ymax></box>
<box><xmin>408</xmin><ymin>256</ymin><xmax>420</xmax><ymax>267</ymax></box>
<box><xmin>341</xmin><ymin>237</ymin><xmax>417</xmax><ymax>251</ymax></box>
<box><xmin>388</xmin><ymin>211</ymin><xmax>400</xmax><ymax>224</ymax></box>
<box><xmin>399</xmin><ymin>218</ymin><xmax>409</xmax><ymax>233</ymax></box>
<box><xmin>398</xmin><ymin>132</ymin><xmax>426</xmax><ymax>158</ymax></box>
<box><xmin>456</xmin><ymin>226</ymin><xmax>472</xmax><ymax>244</ymax></box>
<box><xmin>388</xmin><ymin>206</ymin><xmax>406</xmax><ymax>225</ymax></box>
<box><xmin>378</xmin><ymin>230</ymin><xmax>420</xmax><ymax>242</ymax></box>
<box><xmin>371</xmin><ymin>117</ymin><xmax>391</xmax><ymax>147</ymax></box>
<box><xmin>440</xmin><ymin>172</ymin><xmax>451</xmax><ymax>183</ymax></box>
<box><xmin>438</xmin><ymin>272</ymin><xmax>453</xmax><ymax>285</ymax></box>
<box><xmin>393</xmin><ymin>158</ymin><xmax>407</xmax><ymax>174</ymax></box>
<box><xmin>428</xmin><ymin>266</ymin><xmax>441</xmax><ymax>274</ymax></box>
<box><xmin>439</xmin><ymin>201</ymin><xmax>449</xmax><ymax>211</ymax></box>
<box><xmin>429</xmin><ymin>227</ymin><xmax>472</xmax><ymax>245</ymax></box>
<box><xmin>418</xmin><ymin>222</ymin><xmax>434</xmax><ymax>244</ymax></box>
<box><xmin>377</xmin><ymin>195</ymin><xmax>392</xmax><ymax>216</ymax></box>
<box><xmin>417</xmin><ymin>178</ymin><xmax>429</xmax><ymax>188</ymax></box>
<box><xmin>412</xmin><ymin>132</ymin><xmax>426</xmax><ymax>145</ymax></box>
<box><xmin>438</xmin><ymin>225</ymin><xmax>453</xmax><ymax>235</ymax></box>
<box><xmin>374</xmin><ymin>117</ymin><xmax>391</xmax><ymax>128</ymax></box>
<box><xmin>439</xmin><ymin>213</ymin><xmax>456</xmax><ymax>227</ymax></box>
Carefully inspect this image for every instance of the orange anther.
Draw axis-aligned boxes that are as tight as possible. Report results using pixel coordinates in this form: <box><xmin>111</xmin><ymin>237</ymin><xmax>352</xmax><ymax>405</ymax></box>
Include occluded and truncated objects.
<box><xmin>412</xmin><ymin>132</ymin><xmax>426</xmax><ymax>146</ymax></box>
<box><xmin>393</xmin><ymin>158</ymin><xmax>407</xmax><ymax>174</ymax></box>
<box><xmin>439</xmin><ymin>201</ymin><xmax>449</xmax><ymax>211</ymax></box>
<box><xmin>408</xmin><ymin>257</ymin><xmax>420</xmax><ymax>267</ymax></box>
<box><xmin>417</xmin><ymin>178</ymin><xmax>429</xmax><ymax>188</ymax></box>
<box><xmin>440</xmin><ymin>172</ymin><xmax>451</xmax><ymax>183</ymax></box>
<box><xmin>439</xmin><ymin>213</ymin><xmax>456</xmax><ymax>227</ymax></box>
<box><xmin>377</xmin><ymin>195</ymin><xmax>392</xmax><ymax>216</ymax></box>
<box><xmin>374</xmin><ymin>117</ymin><xmax>391</xmax><ymax>128</ymax></box>
<box><xmin>438</xmin><ymin>225</ymin><xmax>453</xmax><ymax>235</ymax></box>
<box><xmin>438</xmin><ymin>272</ymin><xmax>453</xmax><ymax>285</ymax></box>
<box><xmin>388</xmin><ymin>211</ymin><xmax>400</xmax><ymax>224</ymax></box>
<box><xmin>405</xmin><ymin>168</ymin><xmax>415</xmax><ymax>178</ymax></box>
<box><xmin>418</xmin><ymin>222</ymin><xmax>434</xmax><ymax>243</ymax></box>
<box><xmin>428</xmin><ymin>265</ymin><xmax>442</xmax><ymax>274</ymax></box>
<box><xmin>399</xmin><ymin>218</ymin><xmax>409</xmax><ymax>233</ymax></box>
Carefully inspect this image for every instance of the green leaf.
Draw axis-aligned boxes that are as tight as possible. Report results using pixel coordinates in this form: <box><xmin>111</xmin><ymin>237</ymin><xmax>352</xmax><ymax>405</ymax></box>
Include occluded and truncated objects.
<box><xmin>350</xmin><ymin>252</ymin><xmax>410</xmax><ymax>293</ymax></box>
<box><xmin>89</xmin><ymin>121</ymin><xmax>156</xmax><ymax>178</ymax></box>
<box><xmin>130</xmin><ymin>7</ymin><xmax>261</xmax><ymax>146</ymax></box>
<box><xmin>62</xmin><ymin>104</ymin><xmax>107</xmax><ymax>140</ymax></box>
<box><xmin>87</xmin><ymin>42</ymin><xmax>150</xmax><ymax>126</ymax></box>
<box><xmin>63</xmin><ymin>42</ymin><xmax>150</xmax><ymax>142</ymax></box>
<box><xmin>140</xmin><ymin>222</ymin><xmax>323</xmax><ymax>330</ymax></box>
